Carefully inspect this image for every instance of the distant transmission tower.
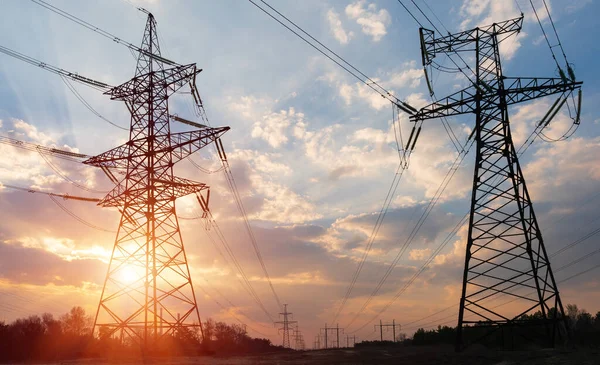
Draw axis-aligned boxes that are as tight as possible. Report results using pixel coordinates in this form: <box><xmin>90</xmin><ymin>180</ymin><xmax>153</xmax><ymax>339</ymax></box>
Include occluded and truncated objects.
<box><xmin>414</xmin><ymin>16</ymin><xmax>582</xmax><ymax>350</ymax></box>
<box><xmin>274</xmin><ymin>304</ymin><xmax>297</xmax><ymax>348</ymax></box>
<box><xmin>86</xmin><ymin>13</ymin><xmax>229</xmax><ymax>347</ymax></box>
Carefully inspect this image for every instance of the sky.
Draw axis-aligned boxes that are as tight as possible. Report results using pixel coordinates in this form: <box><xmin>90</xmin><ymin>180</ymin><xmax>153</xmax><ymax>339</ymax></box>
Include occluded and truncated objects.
<box><xmin>0</xmin><ymin>0</ymin><xmax>599</xmax><ymax>346</ymax></box>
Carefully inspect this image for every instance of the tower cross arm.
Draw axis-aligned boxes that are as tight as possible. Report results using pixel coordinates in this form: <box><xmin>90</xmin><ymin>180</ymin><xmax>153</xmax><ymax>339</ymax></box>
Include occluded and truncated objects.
<box><xmin>96</xmin><ymin>176</ymin><xmax>207</xmax><ymax>208</ymax></box>
<box><xmin>410</xmin><ymin>78</ymin><xmax>582</xmax><ymax>122</ymax></box>
<box><xmin>82</xmin><ymin>126</ymin><xmax>230</xmax><ymax>169</ymax></box>
<box><xmin>169</xmin><ymin>126</ymin><xmax>230</xmax><ymax>162</ymax></box>
<box><xmin>105</xmin><ymin>63</ymin><xmax>201</xmax><ymax>101</ymax></box>
<box><xmin>420</xmin><ymin>17</ymin><xmax>523</xmax><ymax>64</ymax></box>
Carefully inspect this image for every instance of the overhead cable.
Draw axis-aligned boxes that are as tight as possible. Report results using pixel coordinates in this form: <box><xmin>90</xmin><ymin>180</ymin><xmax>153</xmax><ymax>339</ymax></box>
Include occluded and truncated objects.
<box><xmin>29</xmin><ymin>0</ymin><xmax>177</xmax><ymax>66</ymax></box>
<box><xmin>248</xmin><ymin>0</ymin><xmax>416</xmax><ymax>114</ymax></box>
<box><xmin>48</xmin><ymin>195</ymin><xmax>115</xmax><ymax>232</ymax></box>
<box><xmin>0</xmin><ymin>44</ymin><xmax>111</xmax><ymax>91</ymax></box>
<box><xmin>1</xmin><ymin>183</ymin><xmax>100</xmax><ymax>202</ymax></box>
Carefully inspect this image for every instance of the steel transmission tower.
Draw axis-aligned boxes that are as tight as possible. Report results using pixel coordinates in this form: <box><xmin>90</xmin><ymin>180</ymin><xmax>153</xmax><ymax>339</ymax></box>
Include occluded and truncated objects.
<box><xmin>413</xmin><ymin>16</ymin><xmax>582</xmax><ymax>350</ymax></box>
<box><xmin>274</xmin><ymin>304</ymin><xmax>297</xmax><ymax>348</ymax></box>
<box><xmin>85</xmin><ymin>13</ymin><xmax>229</xmax><ymax>346</ymax></box>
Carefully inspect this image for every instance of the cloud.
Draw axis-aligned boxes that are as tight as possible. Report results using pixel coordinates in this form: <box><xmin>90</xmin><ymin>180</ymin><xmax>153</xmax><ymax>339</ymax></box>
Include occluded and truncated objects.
<box><xmin>345</xmin><ymin>0</ymin><xmax>391</xmax><ymax>42</ymax></box>
<box><xmin>251</xmin><ymin>107</ymin><xmax>304</xmax><ymax>149</ymax></box>
<box><xmin>525</xmin><ymin>136</ymin><xmax>600</xmax><ymax>201</ymax></box>
<box><xmin>458</xmin><ymin>0</ymin><xmax>527</xmax><ymax>60</ymax></box>
<box><xmin>14</xmin><ymin>236</ymin><xmax>111</xmax><ymax>263</ymax></box>
<box><xmin>228</xmin><ymin>95</ymin><xmax>273</xmax><ymax>121</ymax></box>
<box><xmin>566</xmin><ymin>0</ymin><xmax>592</xmax><ymax>13</ymax></box>
<box><xmin>409</xmin><ymin>248</ymin><xmax>432</xmax><ymax>261</ymax></box>
<box><xmin>327</xmin><ymin>9</ymin><xmax>353</xmax><ymax>45</ymax></box>
<box><xmin>218</xmin><ymin>149</ymin><xmax>321</xmax><ymax>224</ymax></box>
<box><xmin>12</xmin><ymin>119</ymin><xmax>56</xmax><ymax>146</ymax></box>
<box><xmin>332</xmin><ymin>64</ymin><xmax>423</xmax><ymax>111</ymax></box>
<box><xmin>0</xmin><ymin>239</ymin><xmax>105</xmax><ymax>287</ymax></box>
<box><xmin>252</xmin><ymin>177</ymin><xmax>322</xmax><ymax>224</ymax></box>
<box><xmin>387</xmin><ymin>64</ymin><xmax>424</xmax><ymax>89</ymax></box>
<box><xmin>0</xmin><ymin>119</ymin><xmax>103</xmax><ymax>190</ymax></box>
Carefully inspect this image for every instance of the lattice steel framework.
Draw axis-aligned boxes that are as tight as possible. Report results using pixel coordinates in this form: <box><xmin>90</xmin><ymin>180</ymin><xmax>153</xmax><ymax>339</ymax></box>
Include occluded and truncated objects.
<box><xmin>85</xmin><ymin>13</ymin><xmax>229</xmax><ymax>347</ymax></box>
<box><xmin>413</xmin><ymin>17</ymin><xmax>582</xmax><ymax>350</ymax></box>
<box><xmin>274</xmin><ymin>304</ymin><xmax>297</xmax><ymax>348</ymax></box>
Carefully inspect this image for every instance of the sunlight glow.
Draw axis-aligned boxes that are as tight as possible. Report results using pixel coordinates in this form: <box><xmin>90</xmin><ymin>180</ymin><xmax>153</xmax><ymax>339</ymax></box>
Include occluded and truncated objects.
<box><xmin>119</xmin><ymin>266</ymin><xmax>140</xmax><ymax>284</ymax></box>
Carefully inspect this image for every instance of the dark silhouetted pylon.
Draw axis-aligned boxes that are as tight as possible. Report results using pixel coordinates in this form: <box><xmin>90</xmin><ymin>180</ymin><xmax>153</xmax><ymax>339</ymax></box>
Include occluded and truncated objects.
<box><xmin>413</xmin><ymin>16</ymin><xmax>582</xmax><ymax>350</ymax></box>
<box><xmin>86</xmin><ymin>13</ymin><xmax>229</xmax><ymax>347</ymax></box>
<box><xmin>274</xmin><ymin>304</ymin><xmax>297</xmax><ymax>348</ymax></box>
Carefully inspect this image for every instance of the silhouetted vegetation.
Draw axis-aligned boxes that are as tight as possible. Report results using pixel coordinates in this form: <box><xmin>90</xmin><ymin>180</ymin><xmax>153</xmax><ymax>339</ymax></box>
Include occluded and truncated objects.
<box><xmin>406</xmin><ymin>304</ymin><xmax>600</xmax><ymax>349</ymax></box>
<box><xmin>0</xmin><ymin>306</ymin><xmax>285</xmax><ymax>362</ymax></box>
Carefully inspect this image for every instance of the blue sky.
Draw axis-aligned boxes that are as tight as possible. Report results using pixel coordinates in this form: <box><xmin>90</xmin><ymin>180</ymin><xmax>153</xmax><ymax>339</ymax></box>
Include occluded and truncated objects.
<box><xmin>0</xmin><ymin>0</ymin><xmax>599</xmax><ymax>345</ymax></box>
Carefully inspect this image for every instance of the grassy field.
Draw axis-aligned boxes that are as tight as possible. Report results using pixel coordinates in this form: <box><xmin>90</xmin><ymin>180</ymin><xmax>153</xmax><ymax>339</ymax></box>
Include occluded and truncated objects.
<box><xmin>43</xmin><ymin>345</ymin><xmax>600</xmax><ymax>365</ymax></box>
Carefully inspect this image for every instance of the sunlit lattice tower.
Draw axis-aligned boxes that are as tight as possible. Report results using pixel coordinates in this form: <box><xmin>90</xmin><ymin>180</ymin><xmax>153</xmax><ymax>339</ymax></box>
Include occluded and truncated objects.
<box><xmin>85</xmin><ymin>13</ymin><xmax>229</xmax><ymax>347</ymax></box>
<box><xmin>413</xmin><ymin>16</ymin><xmax>582</xmax><ymax>350</ymax></box>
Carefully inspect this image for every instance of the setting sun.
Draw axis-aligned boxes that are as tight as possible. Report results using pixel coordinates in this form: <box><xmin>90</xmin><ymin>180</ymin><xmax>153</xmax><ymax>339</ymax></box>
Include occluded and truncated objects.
<box><xmin>118</xmin><ymin>265</ymin><xmax>141</xmax><ymax>284</ymax></box>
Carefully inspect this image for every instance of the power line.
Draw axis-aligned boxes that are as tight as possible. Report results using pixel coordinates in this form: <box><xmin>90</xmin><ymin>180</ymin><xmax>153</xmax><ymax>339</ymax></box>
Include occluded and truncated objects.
<box><xmin>119</xmin><ymin>0</ymin><xmax>150</xmax><ymax>16</ymax></box>
<box><xmin>347</xmin><ymin>114</ymin><xmax>553</xmax><ymax>333</ymax></box>
<box><xmin>0</xmin><ymin>44</ymin><xmax>111</xmax><ymax>91</ymax></box>
<box><xmin>201</xmin><ymin>276</ymin><xmax>273</xmax><ymax>330</ymax></box>
<box><xmin>346</xmin><ymin>112</ymin><xmax>575</xmax><ymax>333</ymax></box>
<box><xmin>29</xmin><ymin>0</ymin><xmax>177</xmax><ymax>66</ymax></box>
<box><xmin>48</xmin><ymin>195</ymin><xmax>115</xmax><ymax>233</ymax></box>
<box><xmin>59</xmin><ymin>76</ymin><xmax>128</xmax><ymax>131</ymax></box>
<box><xmin>248</xmin><ymin>0</ymin><xmax>416</xmax><ymax>114</ymax></box>
<box><xmin>529</xmin><ymin>0</ymin><xmax>562</xmax><ymax>73</ymax></box>
<box><xmin>183</xmin><ymin>56</ymin><xmax>284</xmax><ymax>316</ymax></box>
<box><xmin>397</xmin><ymin>0</ymin><xmax>477</xmax><ymax>83</ymax></box>
<box><xmin>37</xmin><ymin>150</ymin><xmax>107</xmax><ymax>194</ymax></box>
<box><xmin>347</xmin><ymin>141</ymin><xmax>475</xmax><ymax>333</ymax></box>
<box><xmin>220</xmin><ymin>157</ymin><xmax>284</xmax><ymax>311</ymax></box>
<box><xmin>202</xmin><ymin>212</ymin><xmax>276</xmax><ymax>323</ymax></box>
<box><xmin>397</xmin><ymin>1</ymin><xmax>464</xmax><ymax>154</ymax></box>
<box><xmin>345</xmin><ymin>136</ymin><xmax>474</xmax><ymax>330</ymax></box>
<box><xmin>1</xmin><ymin>183</ymin><xmax>100</xmax><ymax>203</ymax></box>
<box><xmin>196</xmin><ymin>282</ymin><xmax>271</xmax><ymax>337</ymax></box>
<box><xmin>188</xmin><ymin>158</ymin><xmax>225</xmax><ymax>174</ymax></box>
<box><xmin>331</xmin><ymin>160</ymin><xmax>408</xmax><ymax>324</ymax></box>
<box><xmin>398</xmin><ymin>215</ymin><xmax>600</xmax><ymax>332</ymax></box>
<box><xmin>403</xmin><ymin>258</ymin><xmax>600</xmax><ymax>332</ymax></box>
<box><xmin>0</xmin><ymin>135</ymin><xmax>90</xmax><ymax>163</ymax></box>
<box><xmin>541</xmin><ymin>0</ymin><xmax>569</xmax><ymax>68</ymax></box>
<box><xmin>421</xmin><ymin>0</ymin><xmax>449</xmax><ymax>34</ymax></box>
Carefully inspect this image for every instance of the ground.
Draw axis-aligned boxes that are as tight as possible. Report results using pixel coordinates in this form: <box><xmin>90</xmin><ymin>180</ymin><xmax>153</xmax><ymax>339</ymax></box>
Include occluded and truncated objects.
<box><xmin>36</xmin><ymin>346</ymin><xmax>600</xmax><ymax>365</ymax></box>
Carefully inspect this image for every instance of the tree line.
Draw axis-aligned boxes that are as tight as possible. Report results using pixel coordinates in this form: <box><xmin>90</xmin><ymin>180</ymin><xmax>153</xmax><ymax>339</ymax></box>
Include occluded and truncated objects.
<box><xmin>408</xmin><ymin>304</ymin><xmax>600</xmax><ymax>348</ymax></box>
<box><xmin>0</xmin><ymin>307</ymin><xmax>285</xmax><ymax>362</ymax></box>
<box><xmin>354</xmin><ymin>304</ymin><xmax>600</xmax><ymax>350</ymax></box>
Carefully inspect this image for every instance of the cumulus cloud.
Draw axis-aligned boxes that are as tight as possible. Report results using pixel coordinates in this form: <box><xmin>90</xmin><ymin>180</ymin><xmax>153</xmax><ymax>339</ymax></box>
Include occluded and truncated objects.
<box><xmin>220</xmin><ymin>148</ymin><xmax>321</xmax><ymax>224</ymax></box>
<box><xmin>409</xmin><ymin>248</ymin><xmax>432</xmax><ymax>261</ymax></box>
<box><xmin>387</xmin><ymin>66</ymin><xmax>424</xmax><ymax>89</ymax></box>
<box><xmin>251</xmin><ymin>107</ymin><xmax>304</xmax><ymax>148</ymax></box>
<box><xmin>327</xmin><ymin>8</ymin><xmax>353</xmax><ymax>44</ymax></box>
<box><xmin>345</xmin><ymin>0</ymin><xmax>391</xmax><ymax>42</ymax></box>
<box><xmin>332</xmin><ymin>63</ymin><xmax>423</xmax><ymax>111</ymax></box>
<box><xmin>458</xmin><ymin>0</ymin><xmax>528</xmax><ymax>60</ymax></box>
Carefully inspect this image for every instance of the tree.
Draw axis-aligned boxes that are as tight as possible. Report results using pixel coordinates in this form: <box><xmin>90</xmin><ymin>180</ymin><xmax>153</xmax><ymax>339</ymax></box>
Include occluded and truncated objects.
<box><xmin>594</xmin><ymin>311</ymin><xmax>600</xmax><ymax>330</ymax></box>
<box><xmin>60</xmin><ymin>306</ymin><xmax>92</xmax><ymax>336</ymax></box>
<box><xmin>566</xmin><ymin>303</ymin><xmax>580</xmax><ymax>329</ymax></box>
<box><xmin>577</xmin><ymin>310</ymin><xmax>594</xmax><ymax>332</ymax></box>
<box><xmin>203</xmin><ymin>318</ymin><xmax>215</xmax><ymax>342</ymax></box>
